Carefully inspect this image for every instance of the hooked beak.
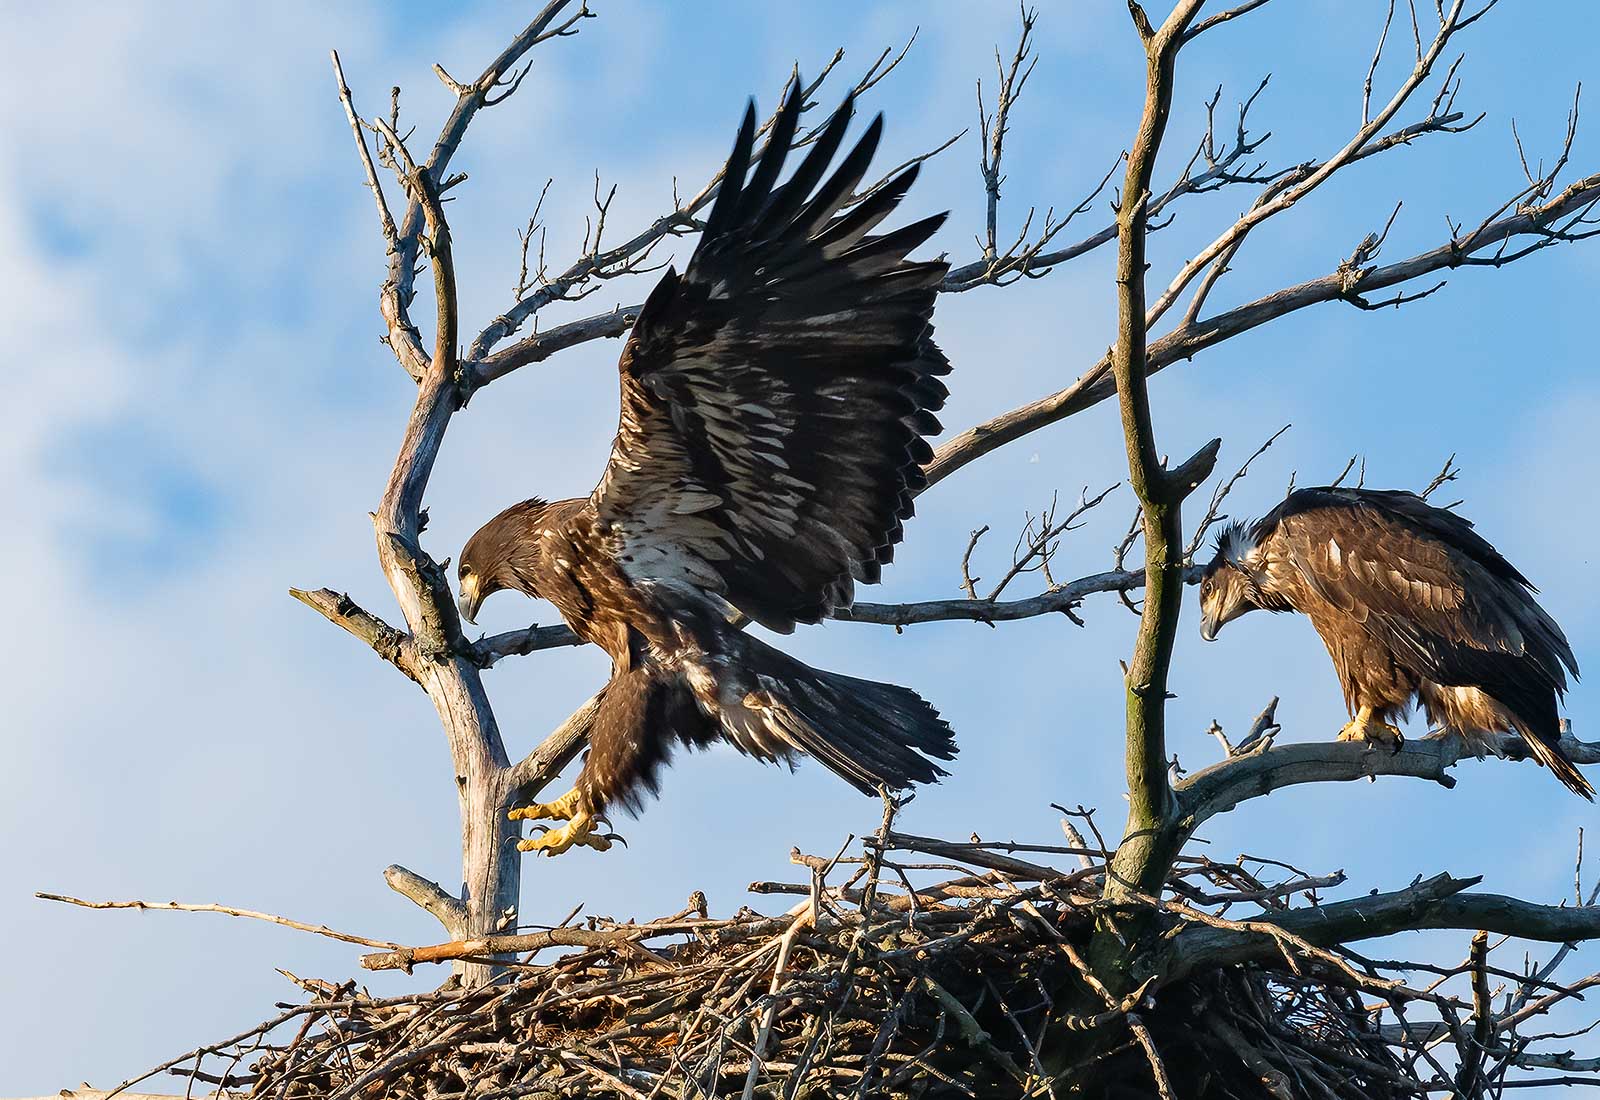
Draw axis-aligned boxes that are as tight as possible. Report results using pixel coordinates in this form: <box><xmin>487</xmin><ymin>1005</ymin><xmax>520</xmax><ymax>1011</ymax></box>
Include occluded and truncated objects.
<box><xmin>458</xmin><ymin>580</ymin><xmax>482</xmax><ymax>625</ymax></box>
<box><xmin>1199</xmin><ymin>613</ymin><xmax>1219</xmax><ymax>643</ymax></box>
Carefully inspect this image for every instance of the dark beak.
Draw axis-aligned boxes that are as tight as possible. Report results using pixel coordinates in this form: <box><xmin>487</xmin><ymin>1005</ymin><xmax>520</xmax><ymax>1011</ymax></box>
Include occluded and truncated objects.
<box><xmin>1199</xmin><ymin>614</ymin><xmax>1219</xmax><ymax>642</ymax></box>
<box><xmin>458</xmin><ymin>590</ymin><xmax>481</xmax><ymax>625</ymax></box>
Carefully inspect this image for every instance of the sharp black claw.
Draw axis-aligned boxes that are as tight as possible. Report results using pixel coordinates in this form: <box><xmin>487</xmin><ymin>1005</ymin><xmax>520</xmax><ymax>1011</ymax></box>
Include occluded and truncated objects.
<box><xmin>603</xmin><ymin>832</ymin><xmax>628</xmax><ymax>849</ymax></box>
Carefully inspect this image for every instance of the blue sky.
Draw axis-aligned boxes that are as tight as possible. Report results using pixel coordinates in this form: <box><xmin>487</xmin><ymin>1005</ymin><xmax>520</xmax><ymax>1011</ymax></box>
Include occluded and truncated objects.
<box><xmin>1</xmin><ymin>1</ymin><xmax>1597</xmax><ymax>1091</ymax></box>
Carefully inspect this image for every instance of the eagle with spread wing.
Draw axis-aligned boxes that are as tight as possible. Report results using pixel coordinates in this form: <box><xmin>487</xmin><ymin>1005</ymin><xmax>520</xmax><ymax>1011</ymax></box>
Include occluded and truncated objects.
<box><xmin>1198</xmin><ymin>486</ymin><xmax>1590</xmax><ymax>797</ymax></box>
<box><xmin>456</xmin><ymin>82</ymin><xmax>958</xmax><ymax>854</ymax></box>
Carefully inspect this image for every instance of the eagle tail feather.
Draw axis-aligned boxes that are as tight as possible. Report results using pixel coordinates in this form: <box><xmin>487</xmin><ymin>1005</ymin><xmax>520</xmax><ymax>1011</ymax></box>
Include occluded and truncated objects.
<box><xmin>1482</xmin><ymin>669</ymin><xmax>1593</xmax><ymax>798</ymax></box>
<box><xmin>737</xmin><ymin>637</ymin><xmax>955</xmax><ymax>795</ymax></box>
<box><xmin>1512</xmin><ymin>717</ymin><xmax>1595</xmax><ymax>800</ymax></box>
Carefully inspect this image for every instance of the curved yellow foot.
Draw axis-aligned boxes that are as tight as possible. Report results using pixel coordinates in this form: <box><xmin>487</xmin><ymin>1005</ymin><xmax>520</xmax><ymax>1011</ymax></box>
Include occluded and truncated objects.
<box><xmin>508</xmin><ymin>786</ymin><xmax>585</xmax><ymax>823</ymax></box>
<box><xmin>1337</xmin><ymin>707</ymin><xmax>1405</xmax><ymax>753</ymax></box>
<box><xmin>518</xmin><ymin>811</ymin><xmax>615</xmax><ymax>856</ymax></box>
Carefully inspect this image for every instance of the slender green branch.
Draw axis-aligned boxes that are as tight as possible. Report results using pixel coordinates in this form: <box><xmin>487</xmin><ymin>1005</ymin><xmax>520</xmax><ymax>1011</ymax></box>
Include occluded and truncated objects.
<box><xmin>1100</xmin><ymin>0</ymin><xmax>1216</xmax><ymax>917</ymax></box>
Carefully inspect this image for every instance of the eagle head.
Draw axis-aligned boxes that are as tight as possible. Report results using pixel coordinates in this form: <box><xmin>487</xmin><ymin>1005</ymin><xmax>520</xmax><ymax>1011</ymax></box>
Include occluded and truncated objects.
<box><xmin>458</xmin><ymin>497</ymin><xmax>551</xmax><ymax>624</ymax></box>
<box><xmin>1198</xmin><ymin>520</ymin><xmax>1264</xmax><ymax>642</ymax></box>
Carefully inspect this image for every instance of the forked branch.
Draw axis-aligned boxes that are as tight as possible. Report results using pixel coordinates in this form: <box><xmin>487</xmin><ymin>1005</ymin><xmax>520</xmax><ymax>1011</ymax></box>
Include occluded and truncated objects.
<box><xmin>299</xmin><ymin>3</ymin><xmax>591</xmax><ymax>975</ymax></box>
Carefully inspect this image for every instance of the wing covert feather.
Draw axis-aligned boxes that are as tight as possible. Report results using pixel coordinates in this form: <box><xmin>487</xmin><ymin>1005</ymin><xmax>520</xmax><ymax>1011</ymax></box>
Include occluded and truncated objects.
<box><xmin>1266</xmin><ymin>488</ymin><xmax>1575</xmax><ymax>690</ymax></box>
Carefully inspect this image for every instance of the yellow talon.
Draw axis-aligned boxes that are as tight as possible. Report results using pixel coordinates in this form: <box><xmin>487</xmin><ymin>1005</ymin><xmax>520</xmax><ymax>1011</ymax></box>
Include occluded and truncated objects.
<box><xmin>518</xmin><ymin>811</ymin><xmax>614</xmax><ymax>856</ymax></box>
<box><xmin>508</xmin><ymin>786</ymin><xmax>585</xmax><ymax>823</ymax></box>
<box><xmin>508</xmin><ymin>787</ymin><xmax>623</xmax><ymax>856</ymax></box>
<box><xmin>1337</xmin><ymin>707</ymin><xmax>1405</xmax><ymax>753</ymax></box>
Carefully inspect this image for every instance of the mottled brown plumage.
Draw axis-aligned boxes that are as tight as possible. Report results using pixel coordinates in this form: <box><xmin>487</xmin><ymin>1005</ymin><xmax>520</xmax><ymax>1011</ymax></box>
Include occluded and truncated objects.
<box><xmin>1198</xmin><ymin>486</ymin><xmax>1589</xmax><ymax>797</ymax></box>
<box><xmin>457</xmin><ymin>82</ymin><xmax>957</xmax><ymax>851</ymax></box>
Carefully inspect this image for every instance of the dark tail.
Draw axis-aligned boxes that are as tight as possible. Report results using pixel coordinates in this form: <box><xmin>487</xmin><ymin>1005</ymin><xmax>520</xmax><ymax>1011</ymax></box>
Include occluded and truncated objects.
<box><xmin>1492</xmin><ymin>674</ymin><xmax>1594</xmax><ymax>799</ymax></box>
<box><xmin>1513</xmin><ymin>714</ymin><xmax>1594</xmax><ymax>800</ymax></box>
<box><xmin>733</xmin><ymin>635</ymin><xmax>956</xmax><ymax>794</ymax></box>
<box><xmin>1430</xmin><ymin>654</ymin><xmax>1594</xmax><ymax>800</ymax></box>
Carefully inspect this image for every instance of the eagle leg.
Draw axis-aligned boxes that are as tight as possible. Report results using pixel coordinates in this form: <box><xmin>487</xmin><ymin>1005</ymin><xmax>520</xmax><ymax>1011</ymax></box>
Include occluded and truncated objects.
<box><xmin>1337</xmin><ymin>706</ymin><xmax>1405</xmax><ymax>753</ymax></box>
<box><xmin>517</xmin><ymin>810</ymin><xmax>620</xmax><ymax>856</ymax></box>
<box><xmin>508</xmin><ymin>786</ymin><xmax>586</xmax><ymax>823</ymax></box>
<box><xmin>510</xmin><ymin>788</ymin><xmax>624</xmax><ymax>856</ymax></box>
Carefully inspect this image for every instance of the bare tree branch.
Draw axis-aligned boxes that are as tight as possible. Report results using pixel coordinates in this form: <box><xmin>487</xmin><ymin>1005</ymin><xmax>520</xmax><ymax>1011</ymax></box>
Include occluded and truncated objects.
<box><xmin>330</xmin><ymin>51</ymin><xmax>398</xmax><ymax>249</ymax></box>
<box><xmin>977</xmin><ymin>5</ymin><xmax>1040</xmax><ymax>264</ymax></box>
<box><xmin>360</xmin><ymin>923</ymin><xmax>664</xmax><ymax>974</ymax></box>
<box><xmin>470</xmin><ymin>622</ymin><xmax>588</xmax><ymax>667</ymax></box>
<box><xmin>1186</xmin><ymin>424</ymin><xmax>1292</xmax><ymax>559</ymax></box>
<box><xmin>1145</xmin><ymin>0</ymin><xmax>1484</xmax><ymax>333</ymax></box>
<box><xmin>1167</xmin><ymin>872</ymin><xmax>1481</xmax><ymax>976</ymax></box>
<box><xmin>290</xmin><ymin>587</ymin><xmax>420</xmax><ymax>683</ymax></box>
<box><xmin>842</xmin><ymin>566</ymin><xmax>1186</xmax><ymax>628</ymax></box>
<box><xmin>303</xmin><ymin>3</ymin><xmax>592</xmax><ymax>981</ymax></box>
<box><xmin>383</xmin><ymin>865</ymin><xmax>467</xmax><ymax>935</ymax></box>
<box><xmin>36</xmin><ymin>892</ymin><xmax>402</xmax><ymax>950</ymax></box>
<box><xmin>1182</xmin><ymin>0</ymin><xmax>1277</xmax><ymax>44</ymax></box>
<box><xmin>925</xmin><ymin>171</ymin><xmax>1600</xmax><ymax>489</ymax></box>
<box><xmin>1178</xmin><ymin>727</ymin><xmax>1600</xmax><ymax>830</ymax></box>
<box><xmin>1171</xmin><ymin>874</ymin><xmax>1600</xmax><ymax>983</ymax></box>
<box><xmin>506</xmin><ymin>692</ymin><xmax>605</xmax><ymax>803</ymax></box>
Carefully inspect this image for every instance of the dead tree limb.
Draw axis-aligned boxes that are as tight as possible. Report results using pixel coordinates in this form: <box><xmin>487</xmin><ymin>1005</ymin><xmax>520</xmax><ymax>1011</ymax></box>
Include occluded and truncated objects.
<box><xmin>35</xmin><ymin>893</ymin><xmax>402</xmax><ymax>950</ymax></box>
<box><xmin>1178</xmin><ymin>726</ymin><xmax>1600</xmax><ymax>829</ymax></box>
<box><xmin>924</xmin><ymin>169</ymin><xmax>1600</xmax><ymax>489</ymax></box>
<box><xmin>298</xmin><ymin>2</ymin><xmax>590</xmax><ymax>982</ymax></box>
<box><xmin>1168</xmin><ymin>873</ymin><xmax>1600</xmax><ymax>978</ymax></box>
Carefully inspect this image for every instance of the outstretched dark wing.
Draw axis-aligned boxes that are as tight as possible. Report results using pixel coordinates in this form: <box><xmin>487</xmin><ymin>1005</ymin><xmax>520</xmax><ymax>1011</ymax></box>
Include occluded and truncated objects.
<box><xmin>1263</xmin><ymin>487</ymin><xmax>1577</xmax><ymax>693</ymax></box>
<box><xmin>589</xmin><ymin>80</ymin><xmax>950</xmax><ymax>633</ymax></box>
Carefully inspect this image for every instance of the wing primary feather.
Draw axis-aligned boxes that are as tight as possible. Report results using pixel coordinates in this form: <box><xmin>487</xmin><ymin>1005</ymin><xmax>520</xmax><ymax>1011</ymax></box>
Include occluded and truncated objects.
<box><xmin>789</xmin><ymin>113</ymin><xmax>886</xmax><ymax>238</ymax></box>
<box><xmin>702</xmin><ymin>101</ymin><xmax>758</xmax><ymax>238</ymax></box>
<box><xmin>814</xmin><ymin>164</ymin><xmax>919</xmax><ymax>256</ymax></box>
<box><xmin>735</xmin><ymin>77</ymin><xmax>803</xmax><ymax>223</ymax></box>
<box><xmin>838</xmin><ymin>212</ymin><xmax>950</xmax><ymax>273</ymax></box>
<box><xmin>751</xmin><ymin>95</ymin><xmax>857</xmax><ymax>240</ymax></box>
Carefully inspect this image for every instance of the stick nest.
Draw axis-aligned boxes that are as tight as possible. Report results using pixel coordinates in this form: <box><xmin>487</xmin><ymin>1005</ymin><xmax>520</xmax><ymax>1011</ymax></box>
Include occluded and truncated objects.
<box><xmin>132</xmin><ymin>823</ymin><xmax>1591</xmax><ymax>1099</ymax></box>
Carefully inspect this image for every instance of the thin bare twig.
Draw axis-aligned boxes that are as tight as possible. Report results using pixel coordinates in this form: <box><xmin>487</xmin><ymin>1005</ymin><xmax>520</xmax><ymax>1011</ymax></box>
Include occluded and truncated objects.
<box><xmin>37</xmin><ymin>893</ymin><xmax>402</xmax><ymax>950</ymax></box>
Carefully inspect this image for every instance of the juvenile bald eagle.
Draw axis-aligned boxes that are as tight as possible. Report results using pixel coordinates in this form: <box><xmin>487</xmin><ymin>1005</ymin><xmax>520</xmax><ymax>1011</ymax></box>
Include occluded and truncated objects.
<box><xmin>1198</xmin><ymin>486</ymin><xmax>1590</xmax><ymax>797</ymax></box>
<box><xmin>456</xmin><ymin>82</ymin><xmax>957</xmax><ymax>854</ymax></box>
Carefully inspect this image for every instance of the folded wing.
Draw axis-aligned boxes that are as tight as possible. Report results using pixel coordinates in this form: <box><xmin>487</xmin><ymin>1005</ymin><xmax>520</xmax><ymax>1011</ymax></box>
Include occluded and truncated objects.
<box><xmin>1270</xmin><ymin>487</ymin><xmax>1578</xmax><ymax>692</ymax></box>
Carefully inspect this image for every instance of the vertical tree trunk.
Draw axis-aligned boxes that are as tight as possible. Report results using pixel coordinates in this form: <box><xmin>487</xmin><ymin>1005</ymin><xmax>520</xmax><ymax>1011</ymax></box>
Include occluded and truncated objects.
<box><xmin>422</xmin><ymin>666</ymin><xmax>520</xmax><ymax>984</ymax></box>
<box><xmin>1090</xmin><ymin>0</ymin><xmax>1216</xmax><ymax>981</ymax></box>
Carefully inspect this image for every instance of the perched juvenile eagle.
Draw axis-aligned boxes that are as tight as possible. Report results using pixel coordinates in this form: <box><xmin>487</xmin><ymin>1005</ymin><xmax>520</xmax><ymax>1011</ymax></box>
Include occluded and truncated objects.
<box><xmin>456</xmin><ymin>82</ymin><xmax>957</xmax><ymax>854</ymax></box>
<box><xmin>1198</xmin><ymin>486</ymin><xmax>1590</xmax><ymax>797</ymax></box>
